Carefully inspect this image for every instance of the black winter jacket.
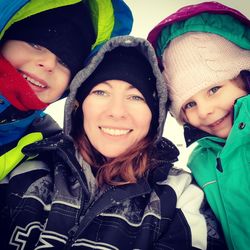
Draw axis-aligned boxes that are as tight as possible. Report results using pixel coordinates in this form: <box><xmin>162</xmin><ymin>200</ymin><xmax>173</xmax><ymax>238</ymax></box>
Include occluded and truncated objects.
<box><xmin>0</xmin><ymin>133</ymin><xmax>226</xmax><ymax>250</ymax></box>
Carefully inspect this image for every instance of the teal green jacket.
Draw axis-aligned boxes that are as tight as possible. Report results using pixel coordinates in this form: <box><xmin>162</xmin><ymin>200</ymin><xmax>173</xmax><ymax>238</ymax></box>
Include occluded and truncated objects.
<box><xmin>148</xmin><ymin>3</ymin><xmax>250</xmax><ymax>249</ymax></box>
<box><xmin>188</xmin><ymin>95</ymin><xmax>250</xmax><ymax>250</ymax></box>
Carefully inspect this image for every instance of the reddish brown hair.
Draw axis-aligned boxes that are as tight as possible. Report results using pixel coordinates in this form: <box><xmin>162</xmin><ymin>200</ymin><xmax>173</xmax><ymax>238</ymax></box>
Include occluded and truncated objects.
<box><xmin>71</xmin><ymin>108</ymin><xmax>155</xmax><ymax>187</ymax></box>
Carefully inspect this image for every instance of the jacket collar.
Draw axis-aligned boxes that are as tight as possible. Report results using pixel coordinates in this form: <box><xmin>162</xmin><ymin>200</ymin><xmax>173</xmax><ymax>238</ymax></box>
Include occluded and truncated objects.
<box><xmin>184</xmin><ymin>123</ymin><xmax>210</xmax><ymax>147</ymax></box>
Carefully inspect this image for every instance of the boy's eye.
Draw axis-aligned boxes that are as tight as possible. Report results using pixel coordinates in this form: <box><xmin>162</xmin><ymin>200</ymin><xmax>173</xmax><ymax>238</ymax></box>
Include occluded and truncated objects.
<box><xmin>29</xmin><ymin>43</ymin><xmax>42</xmax><ymax>50</ymax></box>
<box><xmin>29</xmin><ymin>43</ymin><xmax>69</xmax><ymax>70</ymax></box>
<box><xmin>57</xmin><ymin>58</ymin><xmax>69</xmax><ymax>69</ymax></box>
<box><xmin>209</xmin><ymin>86</ymin><xmax>221</xmax><ymax>95</ymax></box>
<box><xmin>183</xmin><ymin>101</ymin><xmax>196</xmax><ymax>110</ymax></box>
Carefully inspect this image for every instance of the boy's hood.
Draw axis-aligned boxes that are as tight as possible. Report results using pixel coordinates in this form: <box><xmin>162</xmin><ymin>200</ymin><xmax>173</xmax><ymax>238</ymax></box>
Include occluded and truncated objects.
<box><xmin>0</xmin><ymin>0</ymin><xmax>133</xmax><ymax>99</ymax></box>
<box><xmin>147</xmin><ymin>1</ymin><xmax>250</xmax><ymax>68</ymax></box>
<box><xmin>64</xmin><ymin>36</ymin><xmax>168</xmax><ymax>143</ymax></box>
<box><xmin>0</xmin><ymin>0</ymin><xmax>133</xmax><ymax>53</ymax></box>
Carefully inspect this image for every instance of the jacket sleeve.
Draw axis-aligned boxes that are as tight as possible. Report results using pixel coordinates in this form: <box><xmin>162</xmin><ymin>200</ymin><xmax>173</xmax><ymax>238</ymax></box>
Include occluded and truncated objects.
<box><xmin>154</xmin><ymin>168</ymin><xmax>227</xmax><ymax>250</ymax></box>
<box><xmin>0</xmin><ymin>114</ymin><xmax>61</xmax><ymax>181</ymax></box>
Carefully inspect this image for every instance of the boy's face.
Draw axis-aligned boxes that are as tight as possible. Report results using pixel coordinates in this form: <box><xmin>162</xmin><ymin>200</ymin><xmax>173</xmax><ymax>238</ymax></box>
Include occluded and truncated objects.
<box><xmin>1</xmin><ymin>40</ymin><xmax>71</xmax><ymax>103</ymax></box>
<box><xmin>182</xmin><ymin>77</ymin><xmax>247</xmax><ymax>138</ymax></box>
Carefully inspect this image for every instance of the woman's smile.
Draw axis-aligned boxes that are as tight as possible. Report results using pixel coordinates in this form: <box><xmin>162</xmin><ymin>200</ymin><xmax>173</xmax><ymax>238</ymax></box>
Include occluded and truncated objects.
<box><xmin>99</xmin><ymin>126</ymin><xmax>132</xmax><ymax>136</ymax></box>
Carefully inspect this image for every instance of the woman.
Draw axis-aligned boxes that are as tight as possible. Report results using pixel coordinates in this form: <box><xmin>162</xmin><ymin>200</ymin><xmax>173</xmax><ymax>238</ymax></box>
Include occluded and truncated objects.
<box><xmin>0</xmin><ymin>36</ymin><xmax>226</xmax><ymax>249</ymax></box>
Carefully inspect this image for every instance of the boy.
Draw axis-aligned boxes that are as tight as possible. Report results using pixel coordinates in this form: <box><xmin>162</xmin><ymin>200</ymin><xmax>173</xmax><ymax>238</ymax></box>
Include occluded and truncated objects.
<box><xmin>0</xmin><ymin>0</ymin><xmax>133</xmax><ymax>180</ymax></box>
<box><xmin>147</xmin><ymin>2</ymin><xmax>250</xmax><ymax>250</ymax></box>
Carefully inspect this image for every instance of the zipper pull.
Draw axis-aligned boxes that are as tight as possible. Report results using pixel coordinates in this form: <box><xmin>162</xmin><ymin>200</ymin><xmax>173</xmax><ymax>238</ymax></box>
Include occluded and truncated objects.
<box><xmin>65</xmin><ymin>223</ymin><xmax>79</xmax><ymax>249</ymax></box>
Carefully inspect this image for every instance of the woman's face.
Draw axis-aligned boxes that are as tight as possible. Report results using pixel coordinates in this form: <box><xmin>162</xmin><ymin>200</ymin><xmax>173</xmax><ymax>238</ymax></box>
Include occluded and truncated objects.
<box><xmin>82</xmin><ymin>80</ymin><xmax>152</xmax><ymax>158</ymax></box>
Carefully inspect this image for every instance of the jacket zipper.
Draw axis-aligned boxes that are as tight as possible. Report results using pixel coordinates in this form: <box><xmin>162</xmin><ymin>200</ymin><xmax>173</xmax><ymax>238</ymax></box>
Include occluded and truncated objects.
<box><xmin>64</xmin><ymin>185</ymin><xmax>116</xmax><ymax>249</ymax></box>
<box><xmin>58</xmin><ymin>148</ymin><xmax>91</xmax><ymax>249</ymax></box>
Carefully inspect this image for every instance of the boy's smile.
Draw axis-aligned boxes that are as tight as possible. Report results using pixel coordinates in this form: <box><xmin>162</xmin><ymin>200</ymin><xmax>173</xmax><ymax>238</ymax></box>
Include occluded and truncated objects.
<box><xmin>182</xmin><ymin>77</ymin><xmax>247</xmax><ymax>138</ymax></box>
<box><xmin>22</xmin><ymin>72</ymin><xmax>47</xmax><ymax>89</ymax></box>
<box><xmin>1</xmin><ymin>40</ymin><xmax>71</xmax><ymax>104</ymax></box>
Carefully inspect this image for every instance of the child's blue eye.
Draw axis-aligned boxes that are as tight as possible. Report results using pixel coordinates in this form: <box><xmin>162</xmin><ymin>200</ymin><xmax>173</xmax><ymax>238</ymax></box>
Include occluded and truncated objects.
<box><xmin>57</xmin><ymin>58</ymin><xmax>69</xmax><ymax>69</ymax></box>
<box><xmin>29</xmin><ymin>43</ymin><xmax>42</xmax><ymax>50</ymax></box>
<box><xmin>209</xmin><ymin>86</ymin><xmax>221</xmax><ymax>95</ymax></box>
<box><xmin>184</xmin><ymin>101</ymin><xmax>196</xmax><ymax>110</ymax></box>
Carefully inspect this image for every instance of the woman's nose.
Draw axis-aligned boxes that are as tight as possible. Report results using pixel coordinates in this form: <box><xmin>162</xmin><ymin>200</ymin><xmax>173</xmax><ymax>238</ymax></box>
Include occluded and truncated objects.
<box><xmin>107</xmin><ymin>97</ymin><xmax>127</xmax><ymax>119</ymax></box>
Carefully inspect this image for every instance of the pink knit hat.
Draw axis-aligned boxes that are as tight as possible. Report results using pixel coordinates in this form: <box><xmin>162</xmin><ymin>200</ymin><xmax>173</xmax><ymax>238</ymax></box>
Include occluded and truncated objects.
<box><xmin>162</xmin><ymin>32</ymin><xmax>250</xmax><ymax>123</ymax></box>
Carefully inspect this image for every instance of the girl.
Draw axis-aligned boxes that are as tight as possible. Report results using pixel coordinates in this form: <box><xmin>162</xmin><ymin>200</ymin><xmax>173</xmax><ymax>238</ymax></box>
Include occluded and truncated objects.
<box><xmin>148</xmin><ymin>2</ymin><xmax>250</xmax><ymax>249</ymax></box>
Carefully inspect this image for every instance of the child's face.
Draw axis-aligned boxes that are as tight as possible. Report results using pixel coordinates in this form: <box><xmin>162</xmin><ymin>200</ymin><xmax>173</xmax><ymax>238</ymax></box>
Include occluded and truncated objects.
<box><xmin>1</xmin><ymin>40</ymin><xmax>71</xmax><ymax>103</ymax></box>
<box><xmin>182</xmin><ymin>77</ymin><xmax>247</xmax><ymax>138</ymax></box>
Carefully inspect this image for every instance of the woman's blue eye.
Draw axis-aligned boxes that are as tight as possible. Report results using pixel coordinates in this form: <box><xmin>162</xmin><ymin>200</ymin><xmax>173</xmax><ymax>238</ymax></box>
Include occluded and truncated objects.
<box><xmin>129</xmin><ymin>95</ymin><xmax>145</xmax><ymax>101</ymax></box>
<box><xmin>91</xmin><ymin>90</ymin><xmax>107</xmax><ymax>96</ymax></box>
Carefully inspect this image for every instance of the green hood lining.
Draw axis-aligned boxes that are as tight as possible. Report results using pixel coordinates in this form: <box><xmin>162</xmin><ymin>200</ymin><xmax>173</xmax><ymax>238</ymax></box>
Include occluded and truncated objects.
<box><xmin>156</xmin><ymin>13</ymin><xmax>250</xmax><ymax>58</ymax></box>
<box><xmin>0</xmin><ymin>0</ymin><xmax>114</xmax><ymax>51</ymax></box>
<box><xmin>88</xmin><ymin>0</ymin><xmax>114</xmax><ymax>49</ymax></box>
<box><xmin>0</xmin><ymin>0</ymin><xmax>81</xmax><ymax>39</ymax></box>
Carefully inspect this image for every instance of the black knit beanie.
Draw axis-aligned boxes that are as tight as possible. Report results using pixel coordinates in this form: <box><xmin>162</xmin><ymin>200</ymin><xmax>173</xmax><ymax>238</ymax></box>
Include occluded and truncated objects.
<box><xmin>76</xmin><ymin>46</ymin><xmax>159</xmax><ymax>132</ymax></box>
<box><xmin>1</xmin><ymin>2</ymin><xmax>95</xmax><ymax>76</ymax></box>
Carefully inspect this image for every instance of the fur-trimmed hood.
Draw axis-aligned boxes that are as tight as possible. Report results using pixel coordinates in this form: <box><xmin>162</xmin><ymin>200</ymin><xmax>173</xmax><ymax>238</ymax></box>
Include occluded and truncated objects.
<box><xmin>147</xmin><ymin>1</ymin><xmax>250</xmax><ymax>69</ymax></box>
